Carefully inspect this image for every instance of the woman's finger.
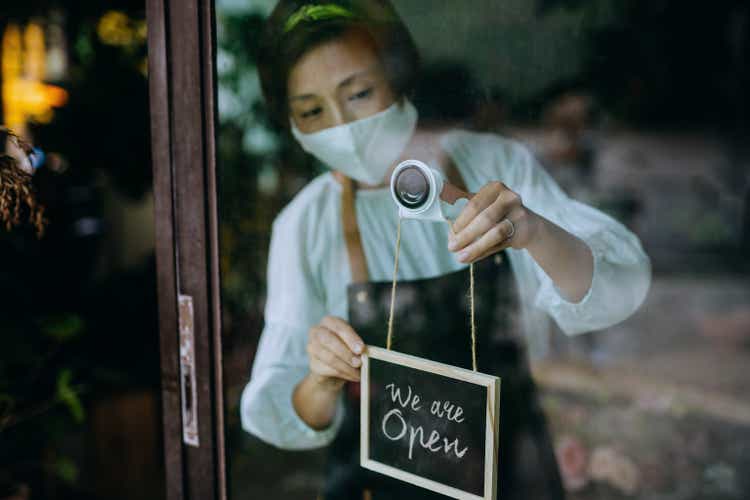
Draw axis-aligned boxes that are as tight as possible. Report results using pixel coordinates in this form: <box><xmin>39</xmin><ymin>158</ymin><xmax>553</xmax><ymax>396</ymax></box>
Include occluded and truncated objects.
<box><xmin>451</xmin><ymin>182</ymin><xmax>502</xmax><ymax>234</ymax></box>
<box><xmin>449</xmin><ymin>191</ymin><xmax>512</xmax><ymax>252</ymax></box>
<box><xmin>309</xmin><ymin>349</ymin><xmax>361</xmax><ymax>382</ymax></box>
<box><xmin>472</xmin><ymin>241</ymin><xmax>509</xmax><ymax>263</ymax></box>
<box><xmin>457</xmin><ymin>217</ymin><xmax>516</xmax><ymax>263</ymax></box>
<box><xmin>309</xmin><ymin>356</ymin><xmax>353</xmax><ymax>382</ymax></box>
<box><xmin>321</xmin><ymin>316</ymin><xmax>365</xmax><ymax>354</ymax></box>
<box><xmin>310</xmin><ymin>326</ymin><xmax>361</xmax><ymax>367</ymax></box>
<box><xmin>313</xmin><ymin>347</ymin><xmax>361</xmax><ymax>381</ymax></box>
<box><xmin>440</xmin><ymin>181</ymin><xmax>472</xmax><ymax>204</ymax></box>
<box><xmin>308</xmin><ymin>356</ymin><xmax>339</xmax><ymax>378</ymax></box>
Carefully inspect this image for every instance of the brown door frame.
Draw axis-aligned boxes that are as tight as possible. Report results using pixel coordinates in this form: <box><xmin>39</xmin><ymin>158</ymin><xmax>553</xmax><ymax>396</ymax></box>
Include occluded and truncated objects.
<box><xmin>147</xmin><ymin>0</ymin><xmax>225</xmax><ymax>498</ymax></box>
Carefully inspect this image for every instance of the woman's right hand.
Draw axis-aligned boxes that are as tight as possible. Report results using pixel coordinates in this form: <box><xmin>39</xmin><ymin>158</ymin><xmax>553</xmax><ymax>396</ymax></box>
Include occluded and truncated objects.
<box><xmin>306</xmin><ymin>316</ymin><xmax>365</xmax><ymax>390</ymax></box>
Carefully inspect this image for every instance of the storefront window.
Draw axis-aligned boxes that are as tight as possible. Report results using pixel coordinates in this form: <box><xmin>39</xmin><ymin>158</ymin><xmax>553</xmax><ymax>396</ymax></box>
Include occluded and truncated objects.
<box><xmin>215</xmin><ymin>1</ymin><xmax>750</xmax><ymax>499</ymax></box>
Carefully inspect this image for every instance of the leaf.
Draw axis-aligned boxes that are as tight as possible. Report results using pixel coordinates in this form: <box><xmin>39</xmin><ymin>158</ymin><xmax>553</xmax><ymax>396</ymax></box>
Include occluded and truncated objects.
<box><xmin>55</xmin><ymin>456</ymin><xmax>79</xmax><ymax>484</ymax></box>
<box><xmin>40</xmin><ymin>314</ymin><xmax>85</xmax><ymax>341</ymax></box>
<box><xmin>56</xmin><ymin>370</ymin><xmax>85</xmax><ymax>423</ymax></box>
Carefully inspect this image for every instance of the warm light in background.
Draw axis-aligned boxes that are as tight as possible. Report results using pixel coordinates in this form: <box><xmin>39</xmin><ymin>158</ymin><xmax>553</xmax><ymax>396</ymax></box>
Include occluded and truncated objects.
<box><xmin>96</xmin><ymin>10</ymin><xmax>148</xmax><ymax>77</ymax></box>
<box><xmin>97</xmin><ymin>10</ymin><xmax>147</xmax><ymax>48</ymax></box>
<box><xmin>1</xmin><ymin>20</ymin><xmax>69</xmax><ymax>134</ymax></box>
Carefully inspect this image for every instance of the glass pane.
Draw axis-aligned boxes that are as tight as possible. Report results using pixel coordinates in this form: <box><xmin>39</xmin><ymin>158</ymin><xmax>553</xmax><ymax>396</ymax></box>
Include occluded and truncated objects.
<box><xmin>216</xmin><ymin>1</ymin><xmax>750</xmax><ymax>499</ymax></box>
<box><xmin>1</xmin><ymin>4</ymin><xmax>160</xmax><ymax>499</ymax></box>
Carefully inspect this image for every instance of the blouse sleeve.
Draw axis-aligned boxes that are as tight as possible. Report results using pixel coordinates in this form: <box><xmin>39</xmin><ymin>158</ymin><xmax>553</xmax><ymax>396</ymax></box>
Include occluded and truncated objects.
<box><xmin>506</xmin><ymin>140</ymin><xmax>652</xmax><ymax>335</ymax></box>
<box><xmin>240</xmin><ymin>214</ymin><xmax>345</xmax><ymax>450</ymax></box>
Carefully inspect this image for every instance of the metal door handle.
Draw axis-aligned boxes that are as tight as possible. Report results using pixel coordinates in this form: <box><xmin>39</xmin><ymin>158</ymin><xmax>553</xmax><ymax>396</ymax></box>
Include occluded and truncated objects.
<box><xmin>179</xmin><ymin>294</ymin><xmax>199</xmax><ymax>447</ymax></box>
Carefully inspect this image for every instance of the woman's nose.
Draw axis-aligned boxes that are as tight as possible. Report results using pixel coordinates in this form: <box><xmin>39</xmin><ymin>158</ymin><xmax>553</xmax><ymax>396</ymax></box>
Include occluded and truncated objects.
<box><xmin>327</xmin><ymin>102</ymin><xmax>354</xmax><ymax>128</ymax></box>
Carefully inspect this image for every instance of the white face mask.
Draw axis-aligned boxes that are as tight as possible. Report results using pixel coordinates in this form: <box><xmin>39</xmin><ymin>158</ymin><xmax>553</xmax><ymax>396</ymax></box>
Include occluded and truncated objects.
<box><xmin>291</xmin><ymin>98</ymin><xmax>418</xmax><ymax>186</ymax></box>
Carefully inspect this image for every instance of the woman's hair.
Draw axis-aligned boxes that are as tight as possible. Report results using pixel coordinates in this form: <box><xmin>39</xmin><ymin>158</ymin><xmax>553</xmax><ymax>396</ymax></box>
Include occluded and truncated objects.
<box><xmin>258</xmin><ymin>0</ymin><xmax>421</xmax><ymax>126</ymax></box>
<box><xmin>0</xmin><ymin>128</ymin><xmax>47</xmax><ymax>237</ymax></box>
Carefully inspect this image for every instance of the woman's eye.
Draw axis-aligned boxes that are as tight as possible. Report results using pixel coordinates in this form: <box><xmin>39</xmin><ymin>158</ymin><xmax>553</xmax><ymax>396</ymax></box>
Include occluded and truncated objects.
<box><xmin>349</xmin><ymin>88</ymin><xmax>373</xmax><ymax>101</ymax></box>
<box><xmin>300</xmin><ymin>107</ymin><xmax>322</xmax><ymax>119</ymax></box>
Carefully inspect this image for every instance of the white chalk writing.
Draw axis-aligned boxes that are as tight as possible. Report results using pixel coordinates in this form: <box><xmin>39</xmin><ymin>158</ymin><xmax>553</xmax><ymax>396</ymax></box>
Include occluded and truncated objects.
<box><xmin>381</xmin><ymin>409</ymin><xmax>469</xmax><ymax>461</ymax></box>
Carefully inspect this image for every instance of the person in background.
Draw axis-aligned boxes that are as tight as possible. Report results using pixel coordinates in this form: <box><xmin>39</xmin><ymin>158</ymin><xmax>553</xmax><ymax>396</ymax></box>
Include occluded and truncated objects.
<box><xmin>0</xmin><ymin>127</ymin><xmax>47</xmax><ymax>236</ymax></box>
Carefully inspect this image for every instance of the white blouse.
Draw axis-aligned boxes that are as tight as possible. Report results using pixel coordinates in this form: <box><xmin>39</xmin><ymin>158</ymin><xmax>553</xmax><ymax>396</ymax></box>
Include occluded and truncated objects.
<box><xmin>240</xmin><ymin>130</ymin><xmax>651</xmax><ymax>450</ymax></box>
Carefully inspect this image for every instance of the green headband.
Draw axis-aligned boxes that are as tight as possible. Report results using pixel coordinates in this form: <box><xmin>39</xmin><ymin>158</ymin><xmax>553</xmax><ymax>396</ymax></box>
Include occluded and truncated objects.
<box><xmin>283</xmin><ymin>4</ymin><xmax>358</xmax><ymax>34</ymax></box>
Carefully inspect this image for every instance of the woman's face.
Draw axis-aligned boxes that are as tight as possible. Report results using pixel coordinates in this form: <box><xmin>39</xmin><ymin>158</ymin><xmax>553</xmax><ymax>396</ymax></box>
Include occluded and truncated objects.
<box><xmin>287</xmin><ymin>28</ymin><xmax>396</xmax><ymax>134</ymax></box>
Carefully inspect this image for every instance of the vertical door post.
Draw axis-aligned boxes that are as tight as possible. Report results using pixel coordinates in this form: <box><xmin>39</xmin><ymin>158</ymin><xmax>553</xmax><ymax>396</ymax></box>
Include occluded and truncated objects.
<box><xmin>147</xmin><ymin>0</ymin><xmax>225</xmax><ymax>498</ymax></box>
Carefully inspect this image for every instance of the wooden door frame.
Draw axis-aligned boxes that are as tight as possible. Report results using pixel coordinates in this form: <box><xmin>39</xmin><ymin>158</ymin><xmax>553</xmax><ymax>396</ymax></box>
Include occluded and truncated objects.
<box><xmin>146</xmin><ymin>0</ymin><xmax>225</xmax><ymax>498</ymax></box>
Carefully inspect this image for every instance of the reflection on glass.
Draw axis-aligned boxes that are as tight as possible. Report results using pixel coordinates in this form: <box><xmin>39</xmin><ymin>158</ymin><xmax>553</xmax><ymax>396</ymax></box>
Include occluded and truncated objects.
<box><xmin>217</xmin><ymin>1</ymin><xmax>750</xmax><ymax>499</ymax></box>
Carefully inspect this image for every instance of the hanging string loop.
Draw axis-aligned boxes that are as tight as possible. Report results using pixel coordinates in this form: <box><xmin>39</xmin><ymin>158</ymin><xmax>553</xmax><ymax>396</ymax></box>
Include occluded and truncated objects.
<box><xmin>385</xmin><ymin>217</ymin><xmax>477</xmax><ymax>372</ymax></box>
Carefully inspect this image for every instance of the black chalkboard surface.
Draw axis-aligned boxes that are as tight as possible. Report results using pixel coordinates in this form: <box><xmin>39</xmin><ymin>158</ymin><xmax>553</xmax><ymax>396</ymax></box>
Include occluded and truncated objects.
<box><xmin>361</xmin><ymin>346</ymin><xmax>501</xmax><ymax>500</ymax></box>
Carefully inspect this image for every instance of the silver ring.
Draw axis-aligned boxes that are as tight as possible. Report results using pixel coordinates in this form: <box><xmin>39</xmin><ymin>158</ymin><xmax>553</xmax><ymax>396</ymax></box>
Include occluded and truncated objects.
<box><xmin>504</xmin><ymin>218</ymin><xmax>515</xmax><ymax>240</ymax></box>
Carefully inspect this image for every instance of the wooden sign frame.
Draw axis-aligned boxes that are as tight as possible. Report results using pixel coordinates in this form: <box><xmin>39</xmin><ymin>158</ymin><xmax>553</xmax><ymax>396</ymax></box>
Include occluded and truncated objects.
<box><xmin>360</xmin><ymin>346</ymin><xmax>501</xmax><ymax>500</ymax></box>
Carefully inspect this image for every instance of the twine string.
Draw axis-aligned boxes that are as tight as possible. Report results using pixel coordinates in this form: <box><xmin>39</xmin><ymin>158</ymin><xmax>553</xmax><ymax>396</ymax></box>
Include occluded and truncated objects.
<box><xmin>385</xmin><ymin>217</ymin><xmax>402</xmax><ymax>351</ymax></box>
<box><xmin>384</xmin><ymin>215</ymin><xmax>496</xmax><ymax>462</ymax></box>
<box><xmin>469</xmin><ymin>261</ymin><xmax>477</xmax><ymax>372</ymax></box>
<box><xmin>385</xmin><ymin>217</ymin><xmax>477</xmax><ymax>374</ymax></box>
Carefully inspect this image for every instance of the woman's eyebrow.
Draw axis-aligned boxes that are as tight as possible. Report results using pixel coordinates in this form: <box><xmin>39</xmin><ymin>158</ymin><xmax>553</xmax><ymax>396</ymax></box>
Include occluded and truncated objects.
<box><xmin>288</xmin><ymin>67</ymin><xmax>378</xmax><ymax>102</ymax></box>
<box><xmin>337</xmin><ymin>67</ymin><xmax>376</xmax><ymax>90</ymax></box>
<box><xmin>289</xmin><ymin>93</ymin><xmax>317</xmax><ymax>102</ymax></box>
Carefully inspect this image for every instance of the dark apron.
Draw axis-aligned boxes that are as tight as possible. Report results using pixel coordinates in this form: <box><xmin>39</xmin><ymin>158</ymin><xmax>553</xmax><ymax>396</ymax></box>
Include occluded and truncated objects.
<box><xmin>322</xmin><ymin>170</ymin><xmax>564</xmax><ymax>500</ymax></box>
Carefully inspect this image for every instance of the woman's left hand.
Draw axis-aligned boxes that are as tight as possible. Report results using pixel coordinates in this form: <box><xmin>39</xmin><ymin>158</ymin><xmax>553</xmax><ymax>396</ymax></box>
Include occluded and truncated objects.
<box><xmin>447</xmin><ymin>181</ymin><xmax>541</xmax><ymax>263</ymax></box>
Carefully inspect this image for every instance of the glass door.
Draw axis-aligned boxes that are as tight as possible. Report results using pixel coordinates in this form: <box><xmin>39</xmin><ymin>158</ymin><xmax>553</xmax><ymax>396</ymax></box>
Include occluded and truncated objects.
<box><xmin>152</xmin><ymin>0</ymin><xmax>750</xmax><ymax>498</ymax></box>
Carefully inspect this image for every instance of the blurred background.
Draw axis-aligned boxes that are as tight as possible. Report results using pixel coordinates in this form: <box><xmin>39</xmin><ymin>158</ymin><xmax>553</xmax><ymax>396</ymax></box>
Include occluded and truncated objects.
<box><xmin>1</xmin><ymin>0</ymin><xmax>749</xmax><ymax>499</ymax></box>
<box><xmin>215</xmin><ymin>1</ymin><xmax>750</xmax><ymax>499</ymax></box>
<box><xmin>0</xmin><ymin>1</ymin><xmax>160</xmax><ymax>499</ymax></box>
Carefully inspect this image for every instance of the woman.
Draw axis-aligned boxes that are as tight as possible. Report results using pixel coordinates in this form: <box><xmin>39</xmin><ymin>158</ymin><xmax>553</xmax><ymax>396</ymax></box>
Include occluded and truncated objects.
<box><xmin>1</xmin><ymin>127</ymin><xmax>47</xmax><ymax>236</ymax></box>
<box><xmin>240</xmin><ymin>1</ymin><xmax>651</xmax><ymax>498</ymax></box>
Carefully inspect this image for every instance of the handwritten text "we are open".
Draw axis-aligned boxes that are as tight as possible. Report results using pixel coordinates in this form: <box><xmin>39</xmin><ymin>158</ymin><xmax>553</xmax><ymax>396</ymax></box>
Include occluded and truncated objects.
<box><xmin>381</xmin><ymin>383</ymin><xmax>469</xmax><ymax>461</ymax></box>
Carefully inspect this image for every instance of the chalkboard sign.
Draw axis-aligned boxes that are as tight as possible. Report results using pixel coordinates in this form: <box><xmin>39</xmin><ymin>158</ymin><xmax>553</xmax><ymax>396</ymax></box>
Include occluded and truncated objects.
<box><xmin>360</xmin><ymin>346</ymin><xmax>501</xmax><ymax>500</ymax></box>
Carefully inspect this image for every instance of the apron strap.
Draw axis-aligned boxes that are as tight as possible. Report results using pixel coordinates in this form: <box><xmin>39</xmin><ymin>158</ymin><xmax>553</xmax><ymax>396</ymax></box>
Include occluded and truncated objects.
<box><xmin>443</xmin><ymin>155</ymin><xmax>468</xmax><ymax>193</ymax></box>
<box><xmin>337</xmin><ymin>155</ymin><xmax>468</xmax><ymax>284</ymax></box>
<box><xmin>336</xmin><ymin>171</ymin><xmax>371</xmax><ymax>284</ymax></box>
